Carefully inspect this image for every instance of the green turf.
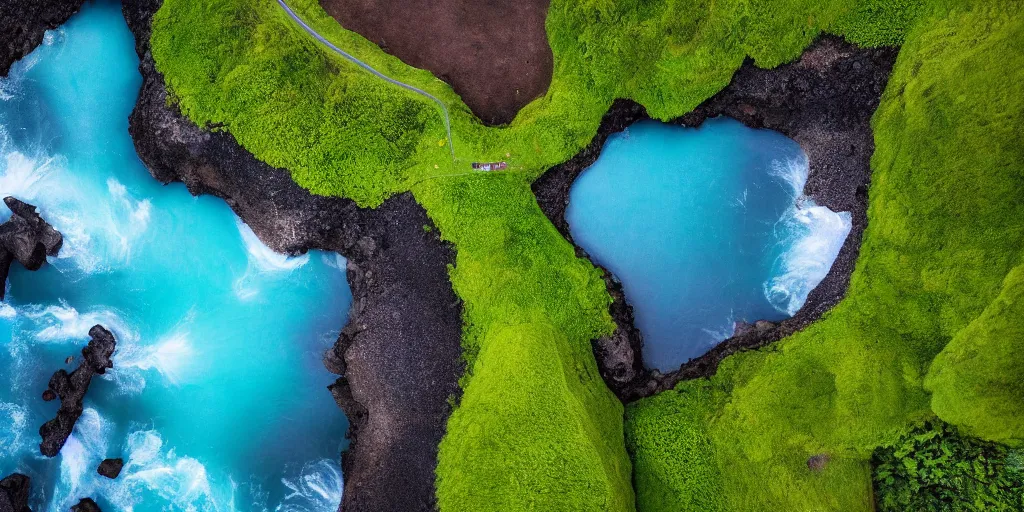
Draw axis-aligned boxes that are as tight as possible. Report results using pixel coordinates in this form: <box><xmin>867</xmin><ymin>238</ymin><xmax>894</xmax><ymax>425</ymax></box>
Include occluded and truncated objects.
<box><xmin>149</xmin><ymin>0</ymin><xmax>1024</xmax><ymax>509</ymax></box>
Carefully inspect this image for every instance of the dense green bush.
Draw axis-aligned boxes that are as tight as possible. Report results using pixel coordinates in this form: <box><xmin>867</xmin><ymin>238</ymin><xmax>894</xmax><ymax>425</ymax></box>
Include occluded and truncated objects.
<box><xmin>872</xmin><ymin>422</ymin><xmax>1024</xmax><ymax>511</ymax></box>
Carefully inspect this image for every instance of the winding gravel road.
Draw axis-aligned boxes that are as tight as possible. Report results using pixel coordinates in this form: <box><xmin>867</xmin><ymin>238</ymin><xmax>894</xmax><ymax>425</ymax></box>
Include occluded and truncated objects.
<box><xmin>276</xmin><ymin>0</ymin><xmax>455</xmax><ymax>162</ymax></box>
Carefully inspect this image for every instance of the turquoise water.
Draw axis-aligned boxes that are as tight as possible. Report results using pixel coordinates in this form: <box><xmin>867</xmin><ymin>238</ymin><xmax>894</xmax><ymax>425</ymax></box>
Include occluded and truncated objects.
<box><xmin>0</xmin><ymin>2</ymin><xmax>350</xmax><ymax>510</ymax></box>
<box><xmin>567</xmin><ymin>119</ymin><xmax>851</xmax><ymax>371</ymax></box>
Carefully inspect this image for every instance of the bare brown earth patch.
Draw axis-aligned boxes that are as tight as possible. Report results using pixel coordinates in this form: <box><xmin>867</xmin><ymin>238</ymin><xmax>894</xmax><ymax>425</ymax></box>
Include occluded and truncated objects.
<box><xmin>319</xmin><ymin>0</ymin><xmax>553</xmax><ymax>126</ymax></box>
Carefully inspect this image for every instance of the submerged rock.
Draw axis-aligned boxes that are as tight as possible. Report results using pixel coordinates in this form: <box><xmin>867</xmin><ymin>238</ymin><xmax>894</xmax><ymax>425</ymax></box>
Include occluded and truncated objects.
<box><xmin>96</xmin><ymin>458</ymin><xmax>123</xmax><ymax>479</ymax></box>
<box><xmin>0</xmin><ymin>197</ymin><xmax>63</xmax><ymax>300</ymax></box>
<box><xmin>70</xmin><ymin>498</ymin><xmax>101</xmax><ymax>512</ymax></box>
<box><xmin>0</xmin><ymin>473</ymin><xmax>31</xmax><ymax>512</ymax></box>
<box><xmin>39</xmin><ymin>325</ymin><xmax>117</xmax><ymax>457</ymax></box>
<box><xmin>0</xmin><ymin>0</ymin><xmax>87</xmax><ymax>77</ymax></box>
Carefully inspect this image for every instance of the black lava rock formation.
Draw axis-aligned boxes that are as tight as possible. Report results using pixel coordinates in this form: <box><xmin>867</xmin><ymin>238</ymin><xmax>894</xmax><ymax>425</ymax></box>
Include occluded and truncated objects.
<box><xmin>534</xmin><ymin>36</ymin><xmax>898</xmax><ymax>399</ymax></box>
<box><xmin>121</xmin><ymin>1</ymin><xmax>464</xmax><ymax>510</ymax></box>
<box><xmin>97</xmin><ymin>459</ymin><xmax>123</xmax><ymax>479</ymax></box>
<box><xmin>0</xmin><ymin>0</ymin><xmax>86</xmax><ymax>76</ymax></box>
<box><xmin>39</xmin><ymin>325</ymin><xmax>116</xmax><ymax>457</ymax></box>
<box><xmin>0</xmin><ymin>473</ymin><xmax>31</xmax><ymax>512</ymax></box>
<box><xmin>0</xmin><ymin>197</ymin><xmax>63</xmax><ymax>300</ymax></box>
<box><xmin>71</xmin><ymin>498</ymin><xmax>100</xmax><ymax>512</ymax></box>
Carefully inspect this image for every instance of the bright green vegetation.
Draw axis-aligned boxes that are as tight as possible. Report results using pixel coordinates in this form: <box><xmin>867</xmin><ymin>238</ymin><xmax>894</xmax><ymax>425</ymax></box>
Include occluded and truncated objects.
<box><xmin>926</xmin><ymin>265</ymin><xmax>1024</xmax><ymax>446</ymax></box>
<box><xmin>417</xmin><ymin>175</ymin><xmax>632</xmax><ymax>510</ymax></box>
<box><xmin>151</xmin><ymin>0</ymin><xmax>919</xmax><ymax>207</ymax></box>
<box><xmin>150</xmin><ymin>0</ymin><xmax>1024</xmax><ymax>509</ymax></box>
<box><xmin>872</xmin><ymin>422</ymin><xmax>1024</xmax><ymax>511</ymax></box>
<box><xmin>627</xmin><ymin>1</ymin><xmax>1024</xmax><ymax>510</ymax></box>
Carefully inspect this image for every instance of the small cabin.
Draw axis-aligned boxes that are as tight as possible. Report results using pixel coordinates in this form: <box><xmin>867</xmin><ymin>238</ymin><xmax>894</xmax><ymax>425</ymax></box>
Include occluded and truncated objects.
<box><xmin>472</xmin><ymin>161</ymin><xmax>508</xmax><ymax>172</ymax></box>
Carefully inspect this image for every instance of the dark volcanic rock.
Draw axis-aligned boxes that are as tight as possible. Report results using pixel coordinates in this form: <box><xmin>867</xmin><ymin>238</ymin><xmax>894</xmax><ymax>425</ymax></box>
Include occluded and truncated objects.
<box><xmin>0</xmin><ymin>473</ymin><xmax>31</xmax><ymax>512</ymax></box>
<box><xmin>534</xmin><ymin>36</ymin><xmax>897</xmax><ymax>399</ymax></box>
<box><xmin>122</xmin><ymin>1</ymin><xmax>464</xmax><ymax>510</ymax></box>
<box><xmin>39</xmin><ymin>325</ymin><xmax>116</xmax><ymax>457</ymax></box>
<box><xmin>97</xmin><ymin>458</ymin><xmax>124</xmax><ymax>479</ymax></box>
<box><xmin>0</xmin><ymin>197</ymin><xmax>63</xmax><ymax>300</ymax></box>
<box><xmin>71</xmin><ymin>498</ymin><xmax>101</xmax><ymax>512</ymax></box>
<box><xmin>0</xmin><ymin>0</ymin><xmax>86</xmax><ymax>77</ymax></box>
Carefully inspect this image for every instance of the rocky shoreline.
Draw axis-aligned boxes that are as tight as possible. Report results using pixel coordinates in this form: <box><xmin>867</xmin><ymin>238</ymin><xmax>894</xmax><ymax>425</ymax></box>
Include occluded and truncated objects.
<box><xmin>534</xmin><ymin>36</ymin><xmax>898</xmax><ymax>399</ymax></box>
<box><xmin>0</xmin><ymin>0</ymin><xmax>86</xmax><ymax>77</ymax></box>
<box><xmin>121</xmin><ymin>1</ymin><xmax>464</xmax><ymax>510</ymax></box>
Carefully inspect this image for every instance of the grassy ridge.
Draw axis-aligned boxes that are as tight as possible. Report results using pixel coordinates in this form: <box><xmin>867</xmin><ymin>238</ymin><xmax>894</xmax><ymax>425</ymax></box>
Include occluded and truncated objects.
<box><xmin>626</xmin><ymin>2</ymin><xmax>1024</xmax><ymax>509</ymax></box>
<box><xmin>413</xmin><ymin>174</ymin><xmax>632</xmax><ymax>510</ymax></box>
<box><xmin>926</xmin><ymin>265</ymin><xmax>1024</xmax><ymax>447</ymax></box>
<box><xmin>149</xmin><ymin>0</ymin><xmax>1024</xmax><ymax>509</ymax></box>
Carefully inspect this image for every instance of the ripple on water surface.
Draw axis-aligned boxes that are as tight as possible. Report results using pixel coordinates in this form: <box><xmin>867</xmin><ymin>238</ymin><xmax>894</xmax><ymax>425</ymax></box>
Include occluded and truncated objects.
<box><xmin>567</xmin><ymin>119</ymin><xmax>851</xmax><ymax>371</ymax></box>
<box><xmin>0</xmin><ymin>1</ymin><xmax>351</xmax><ymax>510</ymax></box>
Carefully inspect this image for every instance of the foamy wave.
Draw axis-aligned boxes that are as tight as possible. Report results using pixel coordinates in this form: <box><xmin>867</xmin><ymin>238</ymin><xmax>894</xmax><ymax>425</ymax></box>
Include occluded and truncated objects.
<box><xmin>0</xmin><ymin>151</ymin><xmax>60</xmax><ymax>204</ymax></box>
<box><xmin>22</xmin><ymin>302</ymin><xmax>136</xmax><ymax>344</ymax></box>
<box><xmin>764</xmin><ymin>158</ymin><xmax>852</xmax><ymax>316</ymax></box>
<box><xmin>769</xmin><ymin>154</ymin><xmax>809</xmax><ymax>198</ymax></box>
<box><xmin>277</xmin><ymin>459</ymin><xmax>344</xmax><ymax>512</ymax></box>
<box><xmin>117</xmin><ymin>430</ymin><xmax>223</xmax><ymax>511</ymax></box>
<box><xmin>238</xmin><ymin>219</ymin><xmax>309</xmax><ymax>272</ymax></box>
<box><xmin>0</xmin><ymin>402</ymin><xmax>28</xmax><ymax>457</ymax></box>
<box><xmin>0</xmin><ymin>302</ymin><xmax>16</xmax><ymax>319</ymax></box>
<box><xmin>107</xmin><ymin>177</ymin><xmax>152</xmax><ymax>228</ymax></box>
<box><xmin>43</xmin><ymin>414</ymin><xmax>228</xmax><ymax>512</ymax></box>
<box><xmin>115</xmin><ymin>329</ymin><xmax>194</xmax><ymax>388</ymax></box>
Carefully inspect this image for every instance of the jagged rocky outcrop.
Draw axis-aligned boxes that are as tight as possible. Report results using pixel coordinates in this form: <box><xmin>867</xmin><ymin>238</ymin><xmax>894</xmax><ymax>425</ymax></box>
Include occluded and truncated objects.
<box><xmin>39</xmin><ymin>325</ymin><xmax>116</xmax><ymax>457</ymax></box>
<box><xmin>0</xmin><ymin>473</ymin><xmax>31</xmax><ymax>512</ymax></box>
<box><xmin>0</xmin><ymin>197</ymin><xmax>63</xmax><ymax>300</ymax></box>
<box><xmin>0</xmin><ymin>0</ymin><xmax>86</xmax><ymax>76</ymax></box>
<box><xmin>97</xmin><ymin>458</ymin><xmax>123</xmax><ymax>480</ymax></box>
<box><xmin>71</xmin><ymin>498</ymin><xmax>100</xmax><ymax>512</ymax></box>
<box><xmin>534</xmin><ymin>36</ymin><xmax>898</xmax><ymax>399</ymax></box>
<box><xmin>121</xmin><ymin>1</ymin><xmax>464</xmax><ymax>510</ymax></box>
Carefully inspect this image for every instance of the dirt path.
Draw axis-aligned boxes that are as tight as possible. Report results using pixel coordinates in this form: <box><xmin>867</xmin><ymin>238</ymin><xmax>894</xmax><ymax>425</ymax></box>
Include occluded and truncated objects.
<box><xmin>277</xmin><ymin>0</ymin><xmax>454</xmax><ymax>162</ymax></box>
<box><xmin>319</xmin><ymin>0</ymin><xmax>553</xmax><ymax>126</ymax></box>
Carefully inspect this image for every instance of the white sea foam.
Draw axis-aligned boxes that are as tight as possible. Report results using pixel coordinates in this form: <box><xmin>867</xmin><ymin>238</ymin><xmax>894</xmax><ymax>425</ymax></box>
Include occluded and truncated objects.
<box><xmin>764</xmin><ymin>157</ymin><xmax>852</xmax><ymax>315</ymax></box>
<box><xmin>238</xmin><ymin>219</ymin><xmax>309</xmax><ymax>272</ymax></box>
<box><xmin>115</xmin><ymin>329</ymin><xmax>194</xmax><ymax>388</ymax></box>
<box><xmin>236</xmin><ymin>218</ymin><xmax>310</xmax><ymax>300</ymax></box>
<box><xmin>48</xmin><ymin>408</ymin><xmax>114</xmax><ymax>511</ymax></box>
<box><xmin>22</xmin><ymin>302</ymin><xmax>136</xmax><ymax>344</ymax></box>
<box><xmin>107</xmin><ymin>177</ymin><xmax>152</xmax><ymax>228</ymax></box>
<box><xmin>701</xmin><ymin>310</ymin><xmax>736</xmax><ymax>342</ymax></box>
<box><xmin>0</xmin><ymin>302</ymin><xmax>16</xmax><ymax>319</ymax></box>
<box><xmin>117</xmin><ymin>429</ymin><xmax>224</xmax><ymax>512</ymax></box>
<box><xmin>277</xmin><ymin>459</ymin><xmax>344</xmax><ymax>512</ymax></box>
<box><xmin>0</xmin><ymin>402</ymin><xmax>28</xmax><ymax>457</ymax></box>
<box><xmin>0</xmin><ymin>150</ymin><xmax>59</xmax><ymax>204</ymax></box>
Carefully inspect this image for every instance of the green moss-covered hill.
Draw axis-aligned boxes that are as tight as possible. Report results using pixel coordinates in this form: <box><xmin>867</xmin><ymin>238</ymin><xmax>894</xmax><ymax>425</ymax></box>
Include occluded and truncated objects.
<box><xmin>151</xmin><ymin>0</ymin><xmax>1023</xmax><ymax>509</ymax></box>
